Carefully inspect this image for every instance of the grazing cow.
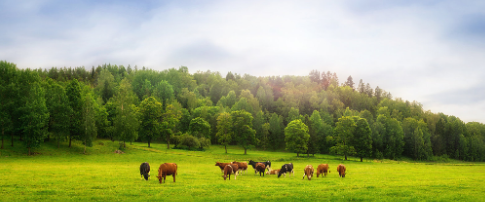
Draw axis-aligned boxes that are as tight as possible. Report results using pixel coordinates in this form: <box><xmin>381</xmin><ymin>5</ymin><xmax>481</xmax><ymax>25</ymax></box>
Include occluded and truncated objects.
<box><xmin>265</xmin><ymin>168</ymin><xmax>280</xmax><ymax>175</ymax></box>
<box><xmin>277</xmin><ymin>163</ymin><xmax>294</xmax><ymax>178</ymax></box>
<box><xmin>337</xmin><ymin>164</ymin><xmax>346</xmax><ymax>178</ymax></box>
<box><xmin>302</xmin><ymin>165</ymin><xmax>314</xmax><ymax>180</ymax></box>
<box><xmin>223</xmin><ymin>164</ymin><xmax>236</xmax><ymax>180</ymax></box>
<box><xmin>230</xmin><ymin>161</ymin><xmax>248</xmax><ymax>175</ymax></box>
<box><xmin>139</xmin><ymin>162</ymin><xmax>151</xmax><ymax>181</ymax></box>
<box><xmin>248</xmin><ymin>160</ymin><xmax>271</xmax><ymax>174</ymax></box>
<box><xmin>215</xmin><ymin>162</ymin><xmax>231</xmax><ymax>173</ymax></box>
<box><xmin>316</xmin><ymin>164</ymin><xmax>330</xmax><ymax>178</ymax></box>
<box><xmin>157</xmin><ymin>163</ymin><xmax>178</xmax><ymax>183</ymax></box>
<box><xmin>255</xmin><ymin>163</ymin><xmax>266</xmax><ymax>177</ymax></box>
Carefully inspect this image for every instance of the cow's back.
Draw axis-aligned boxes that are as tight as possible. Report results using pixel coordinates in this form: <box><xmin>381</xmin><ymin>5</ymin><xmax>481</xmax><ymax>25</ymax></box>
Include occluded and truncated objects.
<box><xmin>159</xmin><ymin>163</ymin><xmax>178</xmax><ymax>176</ymax></box>
<box><xmin>337</xmin><ymin>164</ymin><xmax>346</xmax><ymax>177</ymax></box>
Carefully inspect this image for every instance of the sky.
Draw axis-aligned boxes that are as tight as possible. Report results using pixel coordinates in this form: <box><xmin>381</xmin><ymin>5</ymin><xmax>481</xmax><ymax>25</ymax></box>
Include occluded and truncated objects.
<box><xmin>1</xmin><ymin>0</ymin><xmax>485</xmax><ymax>123</ymax></box>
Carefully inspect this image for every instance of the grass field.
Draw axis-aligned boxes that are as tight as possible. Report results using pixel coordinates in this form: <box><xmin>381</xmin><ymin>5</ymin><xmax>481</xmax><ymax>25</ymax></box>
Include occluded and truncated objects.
<box><xmin>1</xmin><ymin>140</ymin><xmax>484</xmax><ymax>201</ymax></box>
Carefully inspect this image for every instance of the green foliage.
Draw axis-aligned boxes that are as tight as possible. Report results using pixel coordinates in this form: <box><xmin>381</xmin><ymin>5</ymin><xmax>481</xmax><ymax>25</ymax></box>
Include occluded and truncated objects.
<box><xmin>190</xmin><ymin>117</ymin><xmax>211</xmax><ymax>139</ymax></box>
<box><xmin>285</xmin><ymin>119</ymin><xmax>310</xmax><ymax>156</ymax></box>
<box><xmin>353</xmin><ymin>118</ymin><xmax>373</xmax><ymax>161</ymax></box>
<box><xmin>216</xmin><ymin>112</ymin><xmax>232</xmax><ymax>153</ymax></box>
<box><xmin>231</xmin><ymin>110</ymin><xmax>256</xmax><ymax>154</ymax></box>
<box><xmin>334</xmin><ymin>116</ymin><xmax>356</xmax><ymax>160</ymax></box>
<box><xmin>0</xmin><ymin>60</ymin><xmax>484</xmax><ymax>162</ymax></box>
<box><xmin>329</xmin><ymin>143</ymin><xmax>356</xmax><ymax>158</ymax></box>
<box><xmin>82</xmin><ymin>93</ymin><xmax>97</xmax><ymax>153</ymax></box>
<box><xmin>21</xmin><ymin>82</ymin><xmax>49</xmax><ymax>155</ymax></box>
<box><xmin>153</xmin><ymin>80</ymin><xmax>174</xmax><ymax>110</ymax></box>
<box><xmin>161</xmin><ymin>104</ymin><xmax>182</xmax><ymax>149</ymax></box>
<box><xmin>66</xmin><ymin>79</ymin><xmax>83</xmax><ymax>147</ymax></box>
<box><xmin>269</xmin><ymin>113</ymin><xmax>285</xmax><ymax>150</ymax></box>
<box><xmin>138</xmin><ymin>97</ymin><xmax>163</xmax><ymax>147</ymax></box>
<box><xmin>45</xmin><ymin>82</ymin><xmax>71</xmax><ymax>147</ymax></box>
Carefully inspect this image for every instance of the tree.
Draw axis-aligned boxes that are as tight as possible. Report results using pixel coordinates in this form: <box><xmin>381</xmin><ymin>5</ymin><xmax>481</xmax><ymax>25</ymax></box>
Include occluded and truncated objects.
<box><xmin>216</xmin><ymin>112</ymin><xmax>233</xmax><ymax>153</ymax></box>
<box><xmin>81</xmin><ymin>93</ymin><xmax>97</xmax><ymax>154</ymax></box>
<box><xmin>309</xmin><ymin>70</ymin><xmax>321</xmax><ymax>84</ymax></box>
<box><xmin>154</xmin><ymin>80</ymin><xmax>174</xmax><ymax>110</ymax></box>
<box><xmin>45</xmin><ymin>83</ymin><xmax>71</xmax><ymax>148</ymax></box>
<box><xmin>269</xmin><ymin>113</ymin><xmax>285</xmax><ymax>150</ymax></box>
<box><xmin>21</xmin><ymin>82</ymin><xmax>49</xmax><ymax>155</ymax></box>
<box><xmin>66</xmin><ymin>79</ymin><xmax>83</xmax><ymax>148</ymax></box>
<box><xmin>344</xmin><ymin>75</ymin><xmax>355</xmax><ymax>90</ymax></box>
<box><xmin>333</xmin><ymin>116</ymin><xmax>356</xmax><ymax>160</ymax></box>
<box><xmin>261</xmin><ymin>123</ymin><xmax>270</xmax><ymax>151</ymax></box>
<box><xmin>285</xmin><ymin>119</ymin><xmax>310</xmax><ymax>157</ymax></box>
<box><xmin>231</xmin><ymin>110</ymin><xmax>256</xmax><ymax>154</ymax></box>
<box><xmin>308</xmin><ymin>110</ymin><xmax>325</xmax><ymax>156</ymax></box>
<box><xmin>138</xmin><ymin>97</ymin><xmax>163</xmax><ymax>147</ymax></box>
<box><xmin>253</xmin><ymin>110</ymin><xmax>264</xmax><ymax>148</ymax></box>
<box><xmin>161</xmin><ymin>104</ymin><xmax>181</xmax><ymax>149</ymax></box>
<box><xmin>0</xmin><ymin>61</ymin><xmax>17</xmax><ymax>149</ymax></box>
<box><xmin>96</xmin><ymin>69</ymin><xmax>115</xmax><ymax>103</ymax></box>
<box><xmin>353</xmin><ymin>118</ymin><xmax>373</xmax><ymax>162</ymax></box>
<box><xmin>190</xmin><ymin>117</ymin><xmax>210</xmax><ymax>139</ymax></box>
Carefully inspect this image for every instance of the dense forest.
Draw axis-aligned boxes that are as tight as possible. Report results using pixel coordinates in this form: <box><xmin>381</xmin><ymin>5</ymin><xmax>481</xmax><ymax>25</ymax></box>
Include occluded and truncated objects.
<box><xmin>1</xmin><ymin>60</ymin><xmax>484</xmax><ymax>162</ymax></box>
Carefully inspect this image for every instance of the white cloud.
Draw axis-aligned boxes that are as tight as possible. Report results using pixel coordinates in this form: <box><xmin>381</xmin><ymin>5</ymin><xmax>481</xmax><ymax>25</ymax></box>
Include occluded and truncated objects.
<box><xmin>1</xmin><ymin>0</ymin><xmax>485</xmax><ymax>122</ymax></box>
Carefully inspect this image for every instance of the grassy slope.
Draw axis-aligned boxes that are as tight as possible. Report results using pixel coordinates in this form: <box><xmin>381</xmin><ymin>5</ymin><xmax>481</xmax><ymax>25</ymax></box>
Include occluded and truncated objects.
<box><xmin>1</xmin><ymin>140</ymin><xmax>484</xmax><ymax>201</ymax></box>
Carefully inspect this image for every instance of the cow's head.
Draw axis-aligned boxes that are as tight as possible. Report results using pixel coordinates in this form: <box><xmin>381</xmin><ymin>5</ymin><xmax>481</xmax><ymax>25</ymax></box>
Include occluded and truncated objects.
<box><xmin>157</xmin><ymin>171</ymin><xmax>163</xmax><ymax>183</ymax></box>
<box><xmin>215</xmin><ymin>162</ymin><xmax>220</xmax><ymax>166</ymax></box>
<box><xmin>143</xmin><ymin>173</ymin><xmax>149</xmax><ymax>181</ymax></box>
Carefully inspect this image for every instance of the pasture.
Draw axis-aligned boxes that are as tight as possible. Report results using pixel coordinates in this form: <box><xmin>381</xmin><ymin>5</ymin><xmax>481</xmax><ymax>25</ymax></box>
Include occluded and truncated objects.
<box><xmin>1</xmin><ymin>140</ymin><xmax>484</xmax><ymax>201</ymax></box>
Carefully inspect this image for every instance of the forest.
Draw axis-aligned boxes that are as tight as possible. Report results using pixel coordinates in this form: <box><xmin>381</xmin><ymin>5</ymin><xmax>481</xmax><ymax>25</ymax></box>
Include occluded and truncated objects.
<box><xmin>1</xmin><ymin>60</ymin><xmax>484</xmax><ymax>162</ymax></box>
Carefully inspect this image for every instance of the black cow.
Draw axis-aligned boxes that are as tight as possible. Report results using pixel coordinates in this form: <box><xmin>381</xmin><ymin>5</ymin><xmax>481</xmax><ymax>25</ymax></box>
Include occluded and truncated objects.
<box><xmin>277</xmin><ymin>163</ymin><xmax>294</xmax><ymax>178</ymax></box>
<box><xmin>248</xmin><ymin>160</ymin><xmax>271</xmax><ymax>174</ymax></box>
<box><xmin>140</xmin><ymin>162</ymin><xmax>151</xmax><ymax>180</ymax></box>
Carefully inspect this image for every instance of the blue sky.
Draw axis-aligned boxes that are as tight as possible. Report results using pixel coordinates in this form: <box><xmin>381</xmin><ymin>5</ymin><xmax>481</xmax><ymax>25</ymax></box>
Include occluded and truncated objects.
<box><xmin>1</xmin><ymin>0</ymin><xmax>485</xmax><ymax>123</ymax></box>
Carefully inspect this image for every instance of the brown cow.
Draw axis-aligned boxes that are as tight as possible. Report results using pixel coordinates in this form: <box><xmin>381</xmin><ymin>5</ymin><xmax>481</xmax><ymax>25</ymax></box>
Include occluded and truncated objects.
<box><xmin>337</xmin><ymin>164</ymin><xmax>346</xmax><ymax>178</ymax></box>
<box><xmin>302</xmin><ymin>165</ymin><xmax>314</xmax><ymax>180</ymax></box>
<box><xmin>317</xmin><ymin>164</ymin><xmax>330</xmax><ymax>177</ymax></box>
<box><xmin>223</xmin><ymin>164</ymin><xmax>235</xmax><ymax>180</ymax></box>
<box><xmin>157</xmin><ymin>163</ymin><xmax>178</xmax><ymax>183</ymax></box>
<box><xmin>215</xmin><ymin>162</ymin><xmax>231</xmax><ymax>173</ymax></box>
<box><xmin>265</xmin><ymin>168</ymin><xmax>280</xmax><ymax>175</ymax></box>
<box><xmin>255</xmin><ymin>163</ymin><xmax>266</xmax><ymax>177</ymax></box>
<box><xmin>230</xmin><ymin>161</ymin><xmax>248</xmax><ymax>175</ymax></box>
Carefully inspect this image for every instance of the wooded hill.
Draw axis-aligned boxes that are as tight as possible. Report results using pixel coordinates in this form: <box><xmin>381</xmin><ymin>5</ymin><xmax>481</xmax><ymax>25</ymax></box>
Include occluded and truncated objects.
<box><xmin>1</xmin><ymin>60</ymin><xmax>484</xmax><ymax>161</ymax></box>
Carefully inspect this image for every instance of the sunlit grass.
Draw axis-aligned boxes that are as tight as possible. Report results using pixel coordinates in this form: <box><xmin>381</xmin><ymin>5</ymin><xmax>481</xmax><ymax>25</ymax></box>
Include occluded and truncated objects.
<box><xmin>1</xmin><ymin>140</ymin><xmax>484</xmax><ymax>201</ymax></box>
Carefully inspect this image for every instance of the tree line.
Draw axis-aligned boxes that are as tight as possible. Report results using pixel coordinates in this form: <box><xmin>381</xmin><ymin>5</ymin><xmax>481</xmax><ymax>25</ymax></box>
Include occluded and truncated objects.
<box><xmin>1</xmin><ymin>60</ymin><xmax>484</xmax><ymax>162</ymax></box>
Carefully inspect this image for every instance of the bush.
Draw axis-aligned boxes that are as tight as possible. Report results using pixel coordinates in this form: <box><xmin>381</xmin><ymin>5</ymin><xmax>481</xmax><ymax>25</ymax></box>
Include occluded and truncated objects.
<box><xmin>178</xmin><ymin>134</ymin><xmax>200</xmax><ymax>150</ymax></box>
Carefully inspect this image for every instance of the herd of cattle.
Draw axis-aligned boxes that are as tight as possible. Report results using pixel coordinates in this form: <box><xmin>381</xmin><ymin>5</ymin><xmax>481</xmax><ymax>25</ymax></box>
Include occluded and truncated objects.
<box><xmin>140</xmin><ymin>161</ymin><xmax>347</xmax><ymax>183</ymax></box>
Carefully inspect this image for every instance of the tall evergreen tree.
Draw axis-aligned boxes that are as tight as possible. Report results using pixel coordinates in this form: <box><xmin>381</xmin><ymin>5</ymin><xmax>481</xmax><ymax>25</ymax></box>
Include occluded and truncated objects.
<box><xmin>66</xmin><ymin>79</ymin><xmax>83</xmax><ymax>148</ymax></box>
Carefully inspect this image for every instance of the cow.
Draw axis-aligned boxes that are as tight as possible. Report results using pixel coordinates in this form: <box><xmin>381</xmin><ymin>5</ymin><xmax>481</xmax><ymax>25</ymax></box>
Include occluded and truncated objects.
<box><xmin>215</xmin><ymin>162</ymin><xmax>231</xmax><ymax>173</ymax></box>
<box><xmin>230</xmin><ymin>161</ymin><xmax>248</xmax><ymax>175</ymax></box>
<box><xmin>277</xmin><ymin>163</ymin><xmax>294</xmax><ymax>178</ymax></box>
<box><xmin>139</xmin><ymin>162</ymin><xmax>151</xmax><ymax>181</ymax></box>
<box><xmin>255</xmin><ymin>163</ymin><xmax>266</xmax><ymax>177</ymax></box>
<box><xmin>302</xmin><ymin>165</ymin><xmax>314</xmax><ymax>180</ymax></box>
<box><xmin>337</xmin><ymin>164</ymin><xmax>346</xmax><ymax>178</ymax></box>
<box><xmin>248</xmin><ymin>160</ymin><xmax>271</xmax><ymax>174</ymax></box>
<box><xmin>157</xmin><ymin>163</ymin><xmax>178</xmax><ymax>183</ymax></box>
<box><xmin>223</xmin><ymin>164</ymin><xmax>236</xmax><ymax>180</ymax></box>
<box><xmin>265</xmin><ymin>168</ymin><xmax>280</xmax><ymax>175</ymax></box>
<box><xmin>316</xmin><ymin>164</ymin><xmax>330</xmax><ymax>178</ymax></box>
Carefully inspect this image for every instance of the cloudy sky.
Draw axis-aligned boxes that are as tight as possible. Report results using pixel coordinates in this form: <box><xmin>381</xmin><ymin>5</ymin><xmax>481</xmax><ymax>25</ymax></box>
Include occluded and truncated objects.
<box><xmin>1</xmin><ymin>0</ymin><xmax>485</xmax><ymax>123</ymax></box>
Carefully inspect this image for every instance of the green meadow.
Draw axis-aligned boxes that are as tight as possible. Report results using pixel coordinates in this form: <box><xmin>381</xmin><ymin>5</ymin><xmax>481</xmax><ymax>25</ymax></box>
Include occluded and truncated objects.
<box><xmin>1</xmin><ymin>140</ymin><xmax>484</xmax><ymax>201</ymax></box>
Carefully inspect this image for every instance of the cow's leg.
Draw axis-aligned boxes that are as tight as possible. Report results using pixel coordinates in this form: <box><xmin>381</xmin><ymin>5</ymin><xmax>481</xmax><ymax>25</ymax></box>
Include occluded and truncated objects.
<box><xmin>173</xmin><ymin>174</ymin><xmax>176</xmax><ymax>182</ymax></box>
